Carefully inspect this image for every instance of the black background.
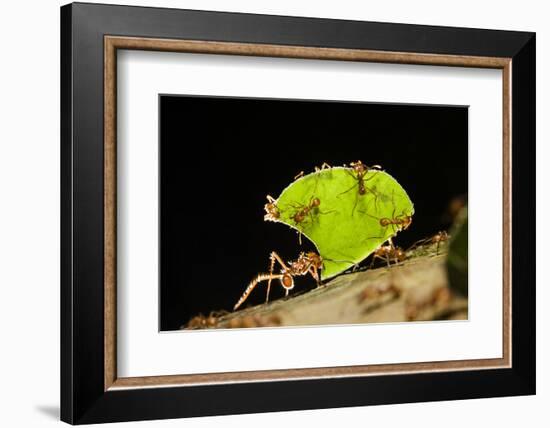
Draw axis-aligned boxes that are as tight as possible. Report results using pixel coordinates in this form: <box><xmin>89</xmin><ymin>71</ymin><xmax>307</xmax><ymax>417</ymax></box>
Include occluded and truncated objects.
<box><xmin>160</xmin><ymin>95</ymin><xmax>467</xmax><ymax>331</ymax></box>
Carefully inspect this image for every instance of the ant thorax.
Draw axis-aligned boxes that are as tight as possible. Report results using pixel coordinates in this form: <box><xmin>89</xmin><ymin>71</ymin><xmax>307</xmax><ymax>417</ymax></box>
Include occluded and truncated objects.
<box><xmin>350</xmin><ymin>160</ymin><xmax>367</xmax><ymax>175</ymax></box>
<box><xmin>289</xmin><ymin>253</ymin><xmax>311</xmax><ymax>274</ymax></box>
<box><xmin>290</xmin><ymin>197</ymin><xmax>323</xmax><ymax>225</ymax></box>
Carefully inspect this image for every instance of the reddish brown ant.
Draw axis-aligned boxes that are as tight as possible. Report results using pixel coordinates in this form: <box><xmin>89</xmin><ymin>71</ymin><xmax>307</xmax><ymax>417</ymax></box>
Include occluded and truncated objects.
<box><xmin>234</xmin><ymin>251</ymin><xmax>323</xmax><ymax>310</ymax></box>
<box><xmin>347</xmin><ymin>160</ymin><xmax>383</xmax><ymax>195</ymax></box>
<box><xmin>430</xmin><ymin>230</ymin><xmax>449</xmax><ymax>253</ymax></box>
<box><xmin>361</xmin><ymin>190</ymin><xmax>413</xmax><ymax>235</ymax></box>
<box><xmin>263</xmin><ymin>195</ymin><xmax>280</xmax><ymax>222</ymax></box>
<box><xmin>291</xmin><ymin>197</ymin><xmax>321</xmax><ymax>225</ymax></box>
<box><xmin>289</xmin><ymin>196</ymin><xmax>335</xmax><ymax>244</ymax></box>
<box><xmin>363</xmin><ymin>209</ymin><xmax>413</xmax><ymax>235</ymax></box>
<box><xmin>410</xmin><ymin>231</ymin><xmax>450</xmax><ymax>255</ymax></box>
<box><xmin>294</xmin><ymin>162</ymin><xmax>332</xmax><ymax>180</ymax></box>
<box><xmin>339</xmin><ymin>160</ymin><xmax>383</xmax><ymax>215</ymax></box>
<box><xmin>370</xmin><ymin>242</ymin><xmax>406</xmax><ymax>268</ymax></box>
<box><xmin>378</xmin><ymin>213</ymin><xmax>413</xmax><ymax>232</ymax></box>
<box><xmin>185</xmin><ymin>310</ymin><xmax>229</xmax><ymax>329</ymax></box>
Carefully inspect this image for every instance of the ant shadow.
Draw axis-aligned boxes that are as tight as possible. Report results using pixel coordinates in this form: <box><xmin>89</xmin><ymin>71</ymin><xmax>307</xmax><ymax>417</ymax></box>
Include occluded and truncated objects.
<box><xmin>35</xmin><ymin>405</ymin><xmax>59</xmax><ymax>420</ymax></box>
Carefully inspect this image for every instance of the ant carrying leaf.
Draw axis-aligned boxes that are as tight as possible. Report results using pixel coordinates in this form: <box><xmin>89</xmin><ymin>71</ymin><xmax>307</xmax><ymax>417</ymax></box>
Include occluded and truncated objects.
<box><xmin>338</xmin><ymin>160</ymin><xmax>383</xmax><ymax>216</ymax></box>
<box><xmin>234</xmin><ymin>251</ymin><xmax>323</xmax><ymax>310</ymax></box>
<box><xmin>263</xmin><ymin>163</ymin><xmax>414</xmax><ymax>280</ymax></box>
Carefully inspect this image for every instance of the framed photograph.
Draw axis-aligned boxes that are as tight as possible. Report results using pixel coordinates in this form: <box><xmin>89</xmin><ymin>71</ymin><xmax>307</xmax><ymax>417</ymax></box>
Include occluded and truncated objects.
<box><xmin>61</xmin><ymin>2</ymin><xmax>535</xmax><ymax>424</ymax></box>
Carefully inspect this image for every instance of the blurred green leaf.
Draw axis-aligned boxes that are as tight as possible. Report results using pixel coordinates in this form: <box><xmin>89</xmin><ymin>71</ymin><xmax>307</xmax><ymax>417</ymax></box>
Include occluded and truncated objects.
<box><xmin>447</xmin><ymin>207</ymin><xmax>468</xmax><ymax>297</ymax></box>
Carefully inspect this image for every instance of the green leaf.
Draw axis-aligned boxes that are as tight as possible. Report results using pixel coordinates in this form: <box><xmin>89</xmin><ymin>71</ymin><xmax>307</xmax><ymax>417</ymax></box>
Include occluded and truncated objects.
<box><xmin>267</xmin><ymin>166</ymin><xmax>414</xmax><ymax>279</ymax></box>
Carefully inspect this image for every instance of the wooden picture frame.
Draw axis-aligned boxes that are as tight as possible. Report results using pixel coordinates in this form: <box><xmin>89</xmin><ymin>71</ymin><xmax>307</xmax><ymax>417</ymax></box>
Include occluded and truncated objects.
<box><xmin>61</xmin><ymin>2</ymin><xmax>535</xmax><ymax>424</ymax></box>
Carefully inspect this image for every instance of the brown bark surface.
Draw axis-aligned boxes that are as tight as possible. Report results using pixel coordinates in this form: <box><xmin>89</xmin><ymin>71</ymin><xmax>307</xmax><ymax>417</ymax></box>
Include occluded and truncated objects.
<box><xmin>183</xmin><ymin>250</ymin><xmax>467</xmax><ymax>330</ymax></box>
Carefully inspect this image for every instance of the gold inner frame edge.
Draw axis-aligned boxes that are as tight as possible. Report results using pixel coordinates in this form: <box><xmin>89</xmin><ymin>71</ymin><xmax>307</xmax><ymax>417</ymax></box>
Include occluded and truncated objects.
<box><xmin>104</xmin><ymin>35</ymin><xmax>512</xmax><ymax>391</ymax></box>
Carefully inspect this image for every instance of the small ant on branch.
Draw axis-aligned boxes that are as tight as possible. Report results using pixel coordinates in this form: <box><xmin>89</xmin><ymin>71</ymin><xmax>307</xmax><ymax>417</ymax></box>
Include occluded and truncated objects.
<box><xmin>362</xmin><ymin>235</ymin><xmax>407</xmax><ymax>269</ymax></box>
<box><xmin>234</xmin><ymin>251</ymin><xmax>323</xmax><ymax>310</ymax></box>
<box><xmin>185</xmin><ymin>310</ymin><xmax>229</xmax><ymax>329</ymax></box>
<box><xmin>368</xmin><ymin>230</ymin><xmax>450</xmax><ymax>270</ymax></box>
<box><xmin>370</xmin><ymin>242</ymin><xmax>406</xmax><ymax>268</ymax></box>
<box><xmin>409</xmin><ymin>231</ymin><xmax>450</xmax><ymax>255</ymax></box>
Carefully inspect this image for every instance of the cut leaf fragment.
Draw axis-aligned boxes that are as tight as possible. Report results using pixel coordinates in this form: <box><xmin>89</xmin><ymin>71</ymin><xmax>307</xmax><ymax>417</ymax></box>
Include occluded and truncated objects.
<box><xmin>266</xmin><ymin>166</ymin><xmax>414</xmax><ymax>279</ymax></box>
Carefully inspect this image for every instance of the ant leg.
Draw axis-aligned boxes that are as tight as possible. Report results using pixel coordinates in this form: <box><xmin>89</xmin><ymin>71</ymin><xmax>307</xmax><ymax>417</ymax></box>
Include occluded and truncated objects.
<box><xmin>351</xmin><ymin>193</ymin><xmax>360</xmax><ymax>217</ymax></box>
<box><xmin>337</xmin><ymin>183</ymin><xmax>356</xmax><ymax>198</ymax></box>
<box><xmin>315</xmin><ymin>162</ymin><xmax>331</xmax><ymax>172</ymax></box>
<box><xmin>308</xmin><ymin>264</ymin><xmax>320</xmax><ymax>286</ymax></box>
<box><xmin>318</xmin><ymin>208</ymin><xmax>336</xmax><ymax>216</ymax></box>
<box><xmin>389</xmin><ymin>189</ymin><xmax>397</xmax><ymax>219</ymax></box>
<box><xmin>234</xmin><ymin>272</ymin><xmax>284</xmax><ymax>310</ymax></box>
<box><xmin>234</xmin><ymin>251</ymin><xmax>291</xmax><ymax>310</ymax></box>
<box><xmin>370</xmin><ymin>253</ymin><xmax>385</xmax><ymax>269</ymax></box>
<box><xmin>294</xmin><ymin>171</ymin><xmax>304</xmax><ymax>180</ymax></box>
<box><xmin>359</xmin><ymin>203</ymin><xmax>379</xmax><ymax>221</ymax></box>
<box><xmin>363</xmin><ymin>171</ymin><xmax>378</xmax><ymax>183</ymax></box>
<box><xmin>265</xmin><ymin>253</ymin><xmax>277</xmax><ymax>304</ymax></box>
<box><xmin>370</xmin><ymin>189</ymin><xmax>381</xmax><ymax>212</ymax></box>
<box><xmin>269</xmin><ymin>251</ymin><xmax>295</xmax><ymax>292</ymax></box>
<box><xmin>270</xmin><ymin>251</ymin><xmax>290</xmax><ymax>271</ymax></box>
<box><xmin>369</xmin><ymin>256</ymin><xmax>376</xmax><ymax>269</ymax></box>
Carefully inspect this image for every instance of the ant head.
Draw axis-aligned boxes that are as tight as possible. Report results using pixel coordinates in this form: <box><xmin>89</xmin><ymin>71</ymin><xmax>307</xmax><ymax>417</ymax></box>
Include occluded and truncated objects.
<box><xmin>311</xmin><ymin>197</ymin><xmax>321</xmax><ymax>207</ymax></box>
<box><xmin>350</xmin><ymin>160</ymin><xmax>366</xmax><ymax>173</ymax></box>
<box><xmin>281</xmin><ymin>274</ymin><xmax>294</xmax><ymax>290</ymax></box>
<box><xmin>306</xmin><ymin>252</ymin><xmax>322</xmax><ymax>265</ymax></box>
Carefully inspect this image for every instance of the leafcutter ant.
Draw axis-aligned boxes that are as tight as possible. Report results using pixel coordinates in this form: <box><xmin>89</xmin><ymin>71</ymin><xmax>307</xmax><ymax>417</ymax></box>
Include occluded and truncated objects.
<box><xmin>289</xmin><ymin>196</ymin><xmax>335</xmax><ymax>244</ymax></box>
<box><xmin>263</xmin><ymin>195</ymin><xmax>280</xmax><ymax>222</ymax></box>
<box><xmin>294</xmin><ymin>162</ymin><xmax>332</xmax><ymax>180</ymax></box>
<box><xmin>185</xmin><ymin>310</ymin><xmax>229</xmax><ymax>329</ymax></box>
<box><xmin>361</xmin><ymin>190</ymin><xmax>413</xmax><ymax>235</ymax></box>
<box><xmin>291</xmin><ymin>197</ymin><xmax>321</xmax><ymax>225</ymax></box>
<box><xmin>234</xmin><ymin>251</ymin><xmax>323</xmax><ymax>310</ymax></box>
<box><xmin>410</xmin><ymin>231</ymin><xmax>450</xmax><ymax>255</ymax></box>
<box><xmin>338</xmin><ymin>160</ymin><xmax>383</xmax><ymax>215</ymax></box>
<box><xmin>370</xmin><ymin>242</ymin><xmax>406</xmax><ymax>268</ymax></box>
<box><xmin>430</xmin><ymin>230</ymin><xmax>449</xmax><ymax>253</ymax></box>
